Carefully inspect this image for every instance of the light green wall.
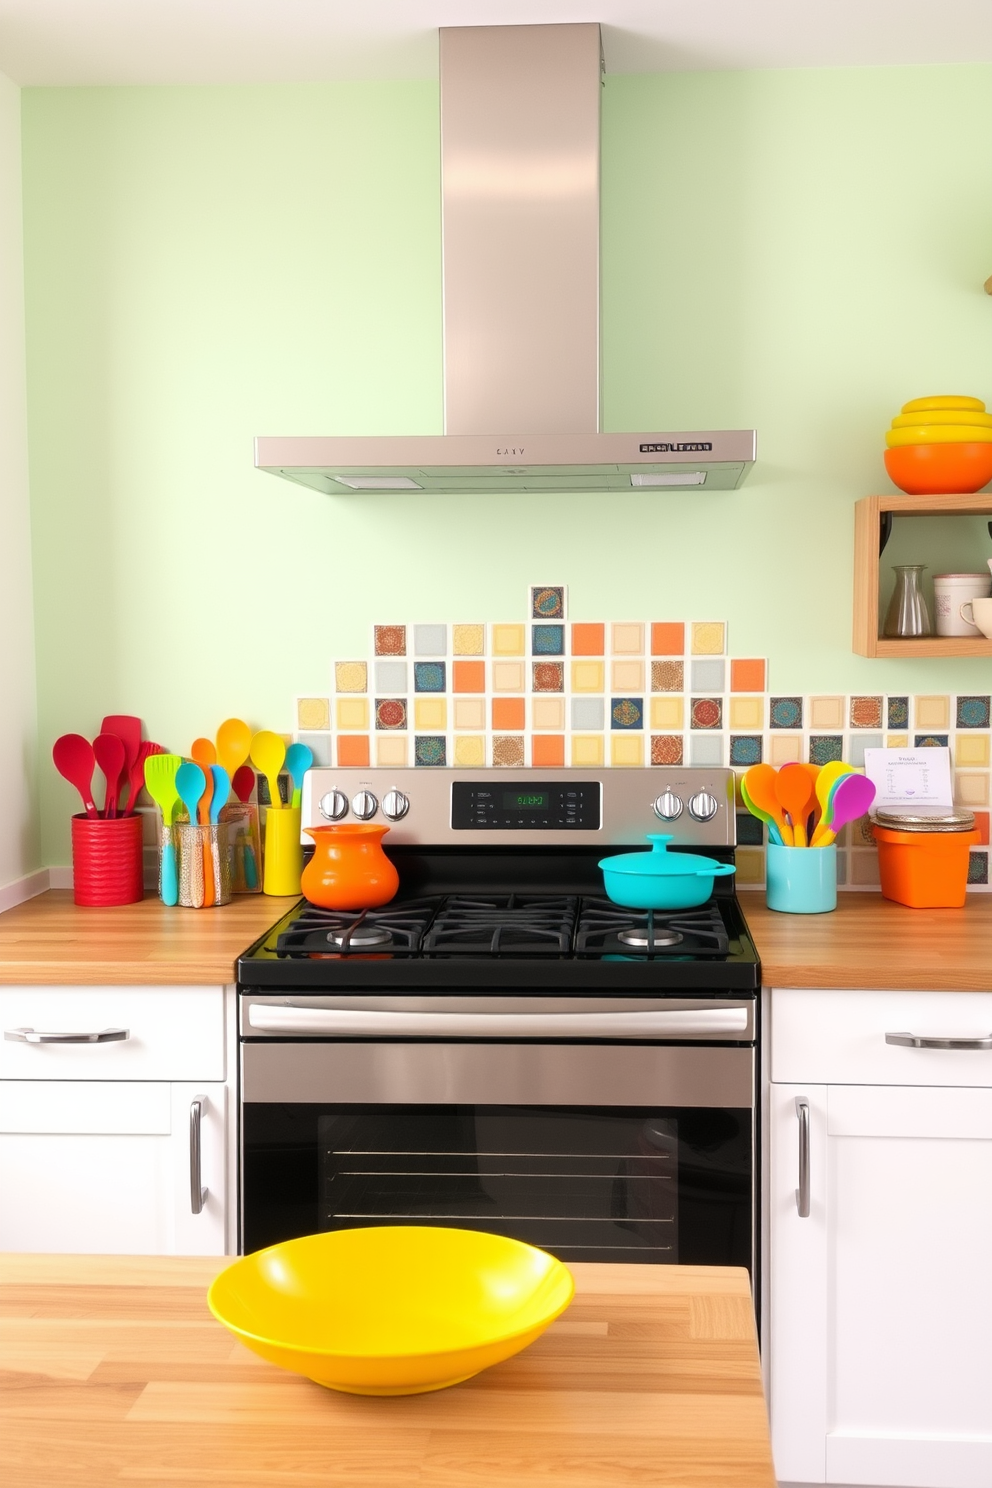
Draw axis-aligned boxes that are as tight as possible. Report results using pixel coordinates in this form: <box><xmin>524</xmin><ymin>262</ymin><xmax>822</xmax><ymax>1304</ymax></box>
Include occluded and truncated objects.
<box><xmin>22</xmin><ymin>67</ymin><xmax>992</xmax><ymax>862</ymax></box>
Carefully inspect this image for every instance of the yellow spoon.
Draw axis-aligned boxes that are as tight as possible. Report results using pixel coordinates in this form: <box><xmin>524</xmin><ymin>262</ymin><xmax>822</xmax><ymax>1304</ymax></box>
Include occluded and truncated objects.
<box><xmin>216</xmin><ymin>718</ymin><xmax>252</xmax><ymax>782</ymax></box>
<box><xmin>814</xmin><ymin>761</ymin><xmax>853</xmax><ymax>827</ymax></box>
<box><xmin>250</xmin><ymin>730</ymin><xmax>286</xmax><ymax>811</ymax></box>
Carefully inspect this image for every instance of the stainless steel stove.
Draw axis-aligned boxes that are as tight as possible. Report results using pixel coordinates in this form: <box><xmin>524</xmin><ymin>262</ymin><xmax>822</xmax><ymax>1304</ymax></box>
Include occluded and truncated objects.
<box><xmin>238</xmin><ymin>767</ymin><xmax>759</xmax><ymax>1274</ymax></box>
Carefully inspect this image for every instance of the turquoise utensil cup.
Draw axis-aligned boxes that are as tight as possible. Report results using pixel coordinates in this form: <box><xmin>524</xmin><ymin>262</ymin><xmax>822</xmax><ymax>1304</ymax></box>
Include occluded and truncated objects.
<box><xmin>766</xmin><ymin>843</ymin><xmax>837</xmax><ymax>914</ymax></box>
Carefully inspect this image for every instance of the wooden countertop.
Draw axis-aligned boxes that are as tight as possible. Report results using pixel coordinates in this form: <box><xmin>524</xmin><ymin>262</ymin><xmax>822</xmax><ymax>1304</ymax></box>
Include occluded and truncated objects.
<box><xmin>0</xmin><ymin>890</ymin><xmax>299</xmax><ymax>985</ymax></box>
<box><xmin>0</xmin><ymin>1252</ymin><xmax>774</xmax><ymax>1488</ymax></box>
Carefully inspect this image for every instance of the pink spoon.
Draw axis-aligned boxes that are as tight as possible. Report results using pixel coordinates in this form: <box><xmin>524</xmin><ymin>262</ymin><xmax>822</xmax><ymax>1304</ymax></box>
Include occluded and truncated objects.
<box><xmin>53</xmin><ymin>734</ymin><xmax>99</xmax><ymax>819</ymax></box>
<box><xmin>812</xmin><ymin>773</ymin><xmax>876</xmax><ymax>846</ymax></box>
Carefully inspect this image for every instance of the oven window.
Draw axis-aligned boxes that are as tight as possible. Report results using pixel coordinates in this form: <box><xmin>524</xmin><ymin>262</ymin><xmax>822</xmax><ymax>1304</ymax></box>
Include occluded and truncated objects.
<box><xmin>243</xmin><ymin>1104</ymin><xmax>752</xmax><ymax>1269</ymax></box>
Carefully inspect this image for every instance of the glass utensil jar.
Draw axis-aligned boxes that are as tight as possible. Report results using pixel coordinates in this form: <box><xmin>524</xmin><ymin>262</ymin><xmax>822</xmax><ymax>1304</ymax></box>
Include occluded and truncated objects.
<box><xmin>883</xmin><ymin>565</ymin><xmax>932</xmax><ymax>638</ymax></box>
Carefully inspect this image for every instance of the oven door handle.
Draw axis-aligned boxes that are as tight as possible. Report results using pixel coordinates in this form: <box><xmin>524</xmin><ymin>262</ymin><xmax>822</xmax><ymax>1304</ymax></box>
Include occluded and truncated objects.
<box><xmin>246</xmin><ymin>1005</ymin><xmax>751</xmax><ymax>1038</ymax></box>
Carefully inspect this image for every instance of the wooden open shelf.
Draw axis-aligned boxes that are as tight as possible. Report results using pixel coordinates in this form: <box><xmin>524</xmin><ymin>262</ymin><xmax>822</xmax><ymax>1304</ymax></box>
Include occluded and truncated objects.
<box><xmin>853</xmin><ymin>492</ymin><xmax>992</xmax><ymax>657</ymax></box>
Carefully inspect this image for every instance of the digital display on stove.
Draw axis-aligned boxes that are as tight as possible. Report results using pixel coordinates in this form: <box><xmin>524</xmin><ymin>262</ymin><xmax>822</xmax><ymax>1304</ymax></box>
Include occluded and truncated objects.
<box><xmin>502</xmin><ymin>791</ymin><xmax>550</xmax><ymax>809</ymax></box>
<box><xmin>451</xmin><ymin>780</ymin><xmax>600</xmax><ymax>830</ymax></box>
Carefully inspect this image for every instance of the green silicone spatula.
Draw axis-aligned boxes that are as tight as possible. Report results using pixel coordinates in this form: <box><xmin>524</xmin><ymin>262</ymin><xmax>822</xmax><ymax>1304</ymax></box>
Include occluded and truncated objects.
<box><xmin>143</xmin><ymin>753</ymin><xmax>183</xmax><ymax>906</ymax></box>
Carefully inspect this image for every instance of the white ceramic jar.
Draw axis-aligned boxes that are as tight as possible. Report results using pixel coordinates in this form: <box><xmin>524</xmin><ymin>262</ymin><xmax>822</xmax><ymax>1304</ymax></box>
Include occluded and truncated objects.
<box><xmin>933</xmin><ymin>572</ymin><xmax>991</xmax><ymax>636</ymax></box>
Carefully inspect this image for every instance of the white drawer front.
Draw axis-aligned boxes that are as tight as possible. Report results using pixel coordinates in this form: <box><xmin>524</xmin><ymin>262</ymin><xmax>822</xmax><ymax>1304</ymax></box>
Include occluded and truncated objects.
<box><xmin>771</xmin><ymin>988</ymin><xmax>992</xmax><ymax>1087</ymax></box>
<box><xmin>0</xmin><ymin>986</ymin><xmax>225</xmax><ymax>1081</ymax></box>
<box><xmin>0</xmin><ymin>1081</ymin><xmax>171</xmax><ymax>1134</ymax></box>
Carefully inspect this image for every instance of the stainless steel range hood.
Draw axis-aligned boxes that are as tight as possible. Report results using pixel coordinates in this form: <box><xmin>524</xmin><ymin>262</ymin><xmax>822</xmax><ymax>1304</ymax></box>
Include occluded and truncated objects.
<box><xmin>255</xmin><ymin>23</ymin><xmax>755</xmax><ymax>496</ymax></box>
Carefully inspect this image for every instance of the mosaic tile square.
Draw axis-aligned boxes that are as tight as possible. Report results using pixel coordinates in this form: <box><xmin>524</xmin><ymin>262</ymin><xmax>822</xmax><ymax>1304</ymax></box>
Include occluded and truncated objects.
<box><xmin>375</xmin><ymin>698</ymin><xmax>407</xmax><ymax>731</ymax></box>
<box><xmin>651</xmin><ymin>660</ymin><xmax>684</xmax><ymax>692</ymax></box>
<box><xmin>612</xmin><ymin>659</ymin><xmax>644</xmax><ymax>692</ymax></box>
<box><xmin>374</xmin><ymin>660</ymin><xmax>408</xmax><ymax>693</ymax></box>
<box><xmin>690</xmin><ymin>733</ymin><xmax>725</xmax><ymax>766</ymax></box>
<box><xmin>735</xmin><ymin>847</ymin><xmax>765</xmax><ymax>885</ymax></box>
<box><xmin>650</xmin><ymin>696</ymin><xmax>684</xmax><ymax>731</ymax></box>
<box><xmin>414</xmin><ymin>697</ymin><xmax>447</xmax><ymax>731</ymax></box>
<box><xmin>413</xmin><ymin>661</ymin><xmax>446</xmax><ymax>693</ymax></box>
<box><xmin>531</xmin><ymin>585</ymin><xmax>566</xmax><ymax>620</ymax></box>
<box><xmin>611</xmin><ymin>734</ymin><xmax>644</xmax><ymax>767</ymax></box>
<box><xmin>532</xmin><ymin>624</ymin><xmax>565</xmax><ymax>655</ymax></box>
<box><xmin>769</xmin><ymin>696</ymin><xmax>802</xmax><ymax>729</ymax></box>
<box><xmin>572</xmin><ymin>660</ymin><xmax>605</xmax><ymax>693</ymax></box>
<box><xmin>850</xmin><ymin>695</ymin><xmax>883</xmax><ymax>729</ymax></box>
<box><xmin>886</xmin><ymin>733</ymin><xmax>909</xmax><ymax>747</ymax></box>
<box><xmin>809</xmin><ymin>734</ymin><xmax>844</xmax><ymax>765</ymax></box>
<box><xmin>955</xmin><ymin>734</ymin><xmax>991</xmax><ymax>768</ymax></box>
<box><xmin>533</xmin><ymin>662</ymin><xmax>565</xmax><ymax>692</ymax></box>
<box><xmin>452</xmin><ymin>624</ymin><xmax>485</xmax><ymax>656</ymax></box>
<box><xmin>492</xmin><ymin>697</ymin><xmax>525</xmax><ymax>731</ymax></box>
<box><xmin>492</xmin><ymin>623</ymin><xmax>526</xmax><ymax>657</ymax></box>
<box><xmin>492</xmin><ymin>661</ymin><xmax>525</xmax><ymax>693</ymax></box>
<box><xmin>851</xmin><ymin>851</ymin><xmax>880</xmax><ymax>886</ymax></box>
<box><xmin>336</xmin><ymin>697</ymin><xmax>369</xmax><ymax>731</ymax></box>
<box><xmin>729</xmin><ymin>696</ymin><xmax>763</xmax><ymax>731</ymax></box>
<box><xmin>611</xmin><ymin>622</ymin><xmax>644</xmax><ymax>655</ymax></box>
<box><xmin>452</xmin><ymin>660</ymin><xmax>485</xmax><ymax>693</ymax></box>
<box><xmin>413</xmin><ymin>623</ymin><xmax>447</xmax><ymax>656</ymax></box>
<box><xmin>376</xmin><ymin>735</ymin><xmax>407</xmax><ymax>768</ymax></box>
<box><xmin>769</xmin><ymin>733</ymin><xmax>803</xmax><ymax>765</ymax></box>
<box><xmin>493</xmin><ymin>735</ymin><xmax>525</xmax><ymax>767</ymax></box>
<box><xmin>571</xmin><ymin>622</ymin><xmax>605</xmax><ymax>655</ymax></box>
<box><xmin>297</xmin><ymin>697</ymin><xmax>330</xmax><ymax>732</ymax></box>
<box><xmin>532</xmin><ymin>696</ymin><xmax>565</xmax><ymax>731</ymax></box>
<box><xmin>650</xmin><ymin>734</ymin><xmax>683</xmax><ymax>765</ymax></box>
<box><xmin>453</xmin><ymin>735</ymin><xmax>485</xmax><ymax>767</ymax></box>
<box><xmin>730</xmin><ymin>735</ymin><xmax>762</xmax><ymax>766</ymax></box>
<box><xmin>453</xmin><ymin>697</ymin><xmax>486</xmax><ymax>730</ymax></box>
<box><xmin>691</xmin><ymin>698</ymin><xmax>722</xmax><ymax>730</ymax></box>
<box><xmin>915</xmin><ymin>695</ymin><xmax>949</xmax><ymax>730</ymax></box>
<box><xmin>887</xmin><ymin>696</ymin><xmax>909</xmax><ymax>729</ymax></box>
<box><xmin>335</xmin><ymin>661</ymin><xmax>367</xmax><ymax>693</ymax></box>
<box><xmin>955</xmin><ymin>771</ymin><xmax>990</xmax><ymax>806</ymax></box>
<box><xmin>730</xmin><ymin>658</ymin><xmax>765</xmax><ymax>693</ymax></box>
<box><xmin>532</xmin><ymin>735</ymin><xmax>565</xmax><ymax>768</ymax></box>
<box><xmin>691</xmin><ymin>658</ymin><xmax>725</xmax><ymax>692</ymax></box>
<box><xmin>374</xmin><ymin>626</ymin><xmax>406</xmax><ymax>657</ymax></box>
<box><xmin>337</xmin><ymin>735</ymin><xmax>370</xmax><ymax>767</ymax></box>
<box><xmin>651</xmin><ymin>622</ymin><xmax>685</xmax><ymax>655</ymax></box>
<box><xmin>572</xmin><ymin>697</ymin><xmax>605</xmax><ymax>731</ymax></box>
<box><xmin>957</xmin><ymin>695</ymin><xmax>991</xmax><ymax>729</ymax></box>
<box><xmin>572</xmin><ymin>734</ymin><xmax>605</xmax><ymax>767</ymax></box>
<box><xmin>415</xmin><ymin>735</ymin><xmax>446</xmax><ymax>767</ymax></box>
<box><xmin>915</xmin><ymin>733</ymin><xmax>949</xmax><ymax>749</ymax></box>
<box><xmin>809</xmin><ymin>696</ymin><xmax>844</xmax><ymax>730</ymax></box>
<box><xmin>611</xmin><ymin>697</ymin><xmax>644</xmax><ymax>730</ymax></box>
<box><xmin>691</xmin><ymin>621</ymin><xmax>725</xmax><ymax>655</ymax></box>
<box><xmin>974</xmin><ymin>810</ymin><xmax>990</xmax><ymax>845</ymax></box>
<box><xmin>968</xmin><ymin>851</ymin><xmax>989</xmax><ymax>885</ymax></box>
<box><xmin>736</xmin><ymin>812</ymin><xmax>764</xmax><ymax>846</ymax></box>
<box><xmin>298</xmin><ymin>732</ymin><xmax>332</xmax><ymax>766</ymax></box>
<box><xmin>848</xmin><ymin>732</ymin><xmax>882</xmax><ymax>766</ymax></box>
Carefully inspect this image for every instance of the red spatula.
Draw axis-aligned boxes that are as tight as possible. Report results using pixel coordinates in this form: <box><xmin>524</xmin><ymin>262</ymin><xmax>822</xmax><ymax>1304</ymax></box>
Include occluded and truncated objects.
<box><xmin>94</xmin><ymin>733</ymin><xmax>126</xmax><ymax>819</ymax></box>
<box><xmin>126</xmin><ymin>741</ymin><xmax>164</xmax><ymax>815</ymax></box>
<box><xmin>101</xmin><ymin>715</ymin><xmax>143</xmax><ymax>810</ymax></box>
<box><xmin>53</xmin><ymin>734</ymin><xmax>99</xmax><ymax>819</ymax></box>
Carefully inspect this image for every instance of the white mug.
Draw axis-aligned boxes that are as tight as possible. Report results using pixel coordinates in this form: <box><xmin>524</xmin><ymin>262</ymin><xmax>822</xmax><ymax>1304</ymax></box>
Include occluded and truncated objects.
<box><xmin>960</xmin><ymin>596</ymin><xmax>992</xmax><ymax>639</ymax></box>
<box><xmin>934</xmin><ymin>572</ymin><xmax>990</xmax><ymax>636</ymax></box>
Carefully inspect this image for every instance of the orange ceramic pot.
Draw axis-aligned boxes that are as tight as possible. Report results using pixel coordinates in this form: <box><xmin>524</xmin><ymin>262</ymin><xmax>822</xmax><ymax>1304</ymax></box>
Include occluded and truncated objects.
<box><xmin>884</xmin><ymin>442</ymin><xmax>992</xmax><ymax>495</ymax></box>
<box><xmin>301</xmin><ymin>824</ymin><xmax>400</xmax><ymax>911</ymax></box>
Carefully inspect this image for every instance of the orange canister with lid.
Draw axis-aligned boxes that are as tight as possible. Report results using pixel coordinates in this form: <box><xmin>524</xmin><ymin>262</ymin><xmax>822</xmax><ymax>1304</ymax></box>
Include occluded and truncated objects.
<box><xmin>871</xmin><ymin>809</ymin><xmax>979</xmax><ymax>908</ymax></box>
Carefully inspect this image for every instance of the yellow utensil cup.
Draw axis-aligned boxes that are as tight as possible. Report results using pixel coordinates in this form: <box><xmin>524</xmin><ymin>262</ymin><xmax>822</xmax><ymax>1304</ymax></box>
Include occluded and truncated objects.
<box><xmin>263</xmin><ymin>804</ymin><xmax>303</xmax><ymax>895</ymax></box>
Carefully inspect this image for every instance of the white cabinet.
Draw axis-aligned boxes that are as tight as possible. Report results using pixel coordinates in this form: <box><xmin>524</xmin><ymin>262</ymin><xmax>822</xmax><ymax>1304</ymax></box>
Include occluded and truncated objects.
<box><xmin>768</xmin><ymin>989</ymin><xmax>992</xmax><ymax>1488</ymax></box>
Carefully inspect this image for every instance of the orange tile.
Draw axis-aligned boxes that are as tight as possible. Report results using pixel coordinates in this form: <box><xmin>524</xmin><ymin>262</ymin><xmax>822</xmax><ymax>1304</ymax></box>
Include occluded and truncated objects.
<box><xmin>731</xmin><ymin>658</ymin><xmax>766</xmax><ymax>693</ymax></box>
<box><xmin>452</xmin><ymin>660</ymin><xmax>486</xmax><ymax>693</ymax></box>
<box><xmin>651</xmin><ymin>622</ymin><xmax>684</xmax><ymax>655</ymax></box>
<box><xmin>492</xmin><ymin>697</ymin><xmax>525</xmax><ymax>731</ymax></box>
<box><xmin>532</xmin><ymin>734</ymin><xmax>565</xmax><ymax>768</ymax></box>
<box><xmin>571</xmin><ymin>622</ymin><xmax>604</xmax><ymax>656</ymax></box>
<box><xmin>974</xmin><ymin>810</ymin><xmax>990</xmax><ymax>845</ymax></box>
<box><xmin>337</xmin><ymin>735</ymin><xmax>369</xmax><ymax>767</ymax></box>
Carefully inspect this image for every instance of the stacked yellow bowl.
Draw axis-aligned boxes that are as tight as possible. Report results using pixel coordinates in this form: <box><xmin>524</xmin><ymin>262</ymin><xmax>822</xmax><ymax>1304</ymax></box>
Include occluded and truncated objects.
<box><xmin>884</xmin><ymin>395</ymin><xmax>992</xmax><ymax>494</ymax></box>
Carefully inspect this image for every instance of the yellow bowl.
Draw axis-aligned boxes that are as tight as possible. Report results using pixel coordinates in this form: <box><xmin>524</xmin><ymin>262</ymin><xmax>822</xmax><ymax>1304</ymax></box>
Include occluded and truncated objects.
<box><xmin>886</xmin><ymin>423</ymin><xmax>992</xmax><ymax>447</ymax></box>
<box><xmin>891</xmin><ymin>409</ymin><xmax>992</xmax><ymax>429</ymax></box>
<box><xmin>902</xmin><ymin>394</ymin><xmax>985</xmax><ymax>415</ymax></box>
<box><xmin>207</xmin><ymin>1226</ymin><xmax>575</xmax><ymax>1395</ymax></box>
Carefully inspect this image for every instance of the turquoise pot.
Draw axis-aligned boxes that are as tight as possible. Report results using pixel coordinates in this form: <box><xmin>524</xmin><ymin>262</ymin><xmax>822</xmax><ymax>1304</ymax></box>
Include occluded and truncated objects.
<box><xmin>599</xmin><ymin>834</ymin><xmax>736</xmax><ymax>910</ymax></box>
<box><xmin>766</xmin><ymin>843</ymin><xmax>837</xmax><ymax>914</ymax></box>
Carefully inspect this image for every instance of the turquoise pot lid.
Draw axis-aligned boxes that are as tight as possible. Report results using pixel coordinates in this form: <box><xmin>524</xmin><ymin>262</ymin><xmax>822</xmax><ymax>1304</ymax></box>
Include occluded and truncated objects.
<box><xmin>598</xmin><ymin>834</ymin><xmax>735</xmax><ymax>878</ymax></box>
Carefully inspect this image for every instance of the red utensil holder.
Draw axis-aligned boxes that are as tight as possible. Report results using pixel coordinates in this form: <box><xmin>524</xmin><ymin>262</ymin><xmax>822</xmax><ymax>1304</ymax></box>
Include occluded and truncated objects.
<box><xmin>71</xmin><ymin>813</ymin><xmax>144</xmax><ymax>906</ymax></box>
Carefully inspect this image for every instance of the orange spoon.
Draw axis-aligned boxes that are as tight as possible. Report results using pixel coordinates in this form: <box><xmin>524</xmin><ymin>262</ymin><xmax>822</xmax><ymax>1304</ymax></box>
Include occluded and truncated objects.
<box><xmin>742</xmin><ymin>764</ymin><xmax>793</xmax><ymax>847</ymax></box>
<box><xmin>799</xmin><ymin>762</ymin><xmax>822</xmax><ymax>834</ymax></box>
<box><xmin>775</xmin><ymin>763</ymin><xmax>816</xmax><ymax>848</ymax></box>
<box><xmin>190</xmin><ymin>738</ymin><xmax>217</xmax><ymax>907</ymax></box>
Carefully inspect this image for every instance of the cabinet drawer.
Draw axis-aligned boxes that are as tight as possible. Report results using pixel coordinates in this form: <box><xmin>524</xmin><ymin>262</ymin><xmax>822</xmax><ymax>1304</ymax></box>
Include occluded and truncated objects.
<box><xmin>771</xmin><ymin>987</ymin><xmax>992</xmax><ymax>1086</ymax></box>
<box><xmin>0</xmin><ymin>986</ymin><xmax>225</xmax><ymax>1081</ymax></box>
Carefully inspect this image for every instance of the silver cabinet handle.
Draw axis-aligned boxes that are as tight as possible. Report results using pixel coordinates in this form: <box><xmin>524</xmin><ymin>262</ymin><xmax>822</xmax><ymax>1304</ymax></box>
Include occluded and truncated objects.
<box><xmin>189</xmin><ymin>1096</ymin><xmax>208</xmax><ymax>1214</ymax></box>
<box><xmin>886</xmin><ymin>1031</ymin><xmax>992</xmax><ymax>1050</ymax></box>
<box><xmin>4</xmin><ymin>1026</ymin><xmax>129</xmax><ymax>1044</ymax></box>
<box><xmin>795</xmin><ymin>1097</ymin><xmax>810</xmax><ymax>1218</ymax></box>
<box><xmin>247</xmin><ymin>1005</ymin><xmax>750</xmax><ymax>1038</ymax></box>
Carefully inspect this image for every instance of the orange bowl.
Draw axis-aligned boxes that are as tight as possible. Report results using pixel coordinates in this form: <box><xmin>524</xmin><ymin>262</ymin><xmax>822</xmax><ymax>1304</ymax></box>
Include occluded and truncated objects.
<box><xmin>884</xmin><ymin>442</ymin><xmax>992</xmax><ymax>495</ymax></box>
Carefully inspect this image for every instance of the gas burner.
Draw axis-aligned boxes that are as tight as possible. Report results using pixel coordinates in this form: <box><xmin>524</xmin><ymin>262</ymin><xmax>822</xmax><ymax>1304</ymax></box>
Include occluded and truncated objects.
<box><xmin>617</xmin><ymin>926</ymin><xmax>684</xmax><ymax>949</ymax></box>
<box><xmin>576</xmin><ymin>898</ymin><xmax>730</xmax><ymax>958</ymax></box>
<box><xmin>423</xmin><ymin>894</ymin><xmax>579</xmax><ymax>956</ymax></box>
<box><xmin>274</xmin><ymin>898</ymin><xmax>441</xmax><ymax>958</ymax></box>
<box><xmin>327</xmin><ymin>925</ymin><xmax>393</xmax><ymax>948</ymax></box>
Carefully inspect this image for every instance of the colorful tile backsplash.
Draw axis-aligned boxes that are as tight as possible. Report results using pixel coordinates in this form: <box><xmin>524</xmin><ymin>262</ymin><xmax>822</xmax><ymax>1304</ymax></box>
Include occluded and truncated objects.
<box><xmin>293</xmin><ymin>585</ymin><xmax>992</xmax><ymax>893</ymax></box>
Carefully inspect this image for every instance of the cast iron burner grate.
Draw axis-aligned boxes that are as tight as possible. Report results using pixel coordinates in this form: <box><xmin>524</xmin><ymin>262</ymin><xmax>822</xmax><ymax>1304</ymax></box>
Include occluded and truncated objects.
<box><xmin>575</xmin><ymin>898</ymin><xmax>730</xmax><ymax>958</ymax></box>
<box><xmin>422</xmin><ymin>895</ymin><xmax>579</xmax><ymax>955</ymax></box>
<box><xmin>274</xmin><ymin>899</ymin><xmax>441</xmax><ymax>957</ymax></box>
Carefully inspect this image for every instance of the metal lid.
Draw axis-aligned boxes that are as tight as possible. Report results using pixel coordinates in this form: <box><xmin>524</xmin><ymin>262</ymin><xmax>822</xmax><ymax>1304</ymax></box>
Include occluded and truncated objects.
<box><xmin>872</xmin><ymin>808</ymin><xmax>976</xmax><ymax>833</ymax></box>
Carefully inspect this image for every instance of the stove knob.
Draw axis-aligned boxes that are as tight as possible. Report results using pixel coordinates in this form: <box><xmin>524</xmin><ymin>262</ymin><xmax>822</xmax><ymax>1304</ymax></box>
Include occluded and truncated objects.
<box><xmin>381</xmin><ymin>789</ymin><xmax>410</xmax><ymax>822</ymax></box>
<box><xmin>688</xmin><ymin>790</ymin><xmax>719</xmax><ymax>822</ymax></box>
<box><xmin>653</xmin><ymin>790</ymin><xmax>683</xmax><ymax>821</ymax></box>
<box><xmin>352</xmin><ymin>790</ymin><xmax>378</xmax><ymax>821</ymax></box>
<box><xmin>318</xmin><ymin>789</ymin><xmax>348</xmax><ymax>821</ymax></box>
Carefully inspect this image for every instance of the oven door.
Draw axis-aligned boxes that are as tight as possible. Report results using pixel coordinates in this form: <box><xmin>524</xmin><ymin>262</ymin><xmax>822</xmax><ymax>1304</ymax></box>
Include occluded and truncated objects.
<box><xmin>240</xmin><ymin>996</ymin><xmax>755</xmax><ymax>1269</ymax></box>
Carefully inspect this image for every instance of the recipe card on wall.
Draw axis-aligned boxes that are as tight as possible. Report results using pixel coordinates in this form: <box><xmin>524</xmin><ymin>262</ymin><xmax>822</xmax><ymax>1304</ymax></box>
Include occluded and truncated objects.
<box><xmin>862</xmin><ymin>747</ymin><xmax>953</xmax><ymax>814</ymax></box>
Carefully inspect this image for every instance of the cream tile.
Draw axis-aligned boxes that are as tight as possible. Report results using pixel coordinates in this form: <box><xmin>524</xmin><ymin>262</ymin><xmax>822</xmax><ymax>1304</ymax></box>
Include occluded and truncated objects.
<box><xmin>850</xmin><ymin>850</ymin><xmax>881</xmax><ymax>886</ymax></box>
<box><xmin>491</xmin><ymin>623</ymin><xmax>525</xmax><ymax>657</ymax></box>
<box><xmin>297</xmin><ymin>697</ymin><xmax>330</xmax><ymax>732</ymax></box>
<box><xmin>336</xmin><ymin>697</ymin><xmax>369</xmax><ymax>731</ymax></box>
<box><xmin>691</xmin><ymin>622</ymin><xmax>725</xmax><ymax>655</ymax></box>
<box><xmin>571</xmin><ymin>660</ymin><xmax>605</xmax><ymax>693</ymax></box>
<box><xmin>531</xmin><ymin>696</ymin><xmax>565</xmax><ymax>731</ymax></box>
<box><xmin>611</xmin><ymin>734</ymin><xmax>644</xmax><ymax>767</ymax></box>
<box><xmin>611</xmin><ymin>622</ymin><xmax>644</xmax><ymax>655</ymax></box>
<box><xmin>492</xmin><ymin>661</ymin><xmax>525</xmax><ymax>693</ymax></box>
<box><xmin>886</xmin><ymin>733</ymin><xmax>909</xmax><ymax>747</ymax></box>
<box><xmin>650</xmin><ymin>696</ymin><xmax>684</xmax><ymax>731</ymax></box>
<box><xmin>729</xmin><ymin>696</ymin><xmax>763</xmax><ymax>732</ymax></box>
<box><xmin>375</xmin><ymin>736</ymin><xmax>407</xmax><ymax>767</ymax></box>
<box><xmin>769</xmin><ymin>733</ymin><xmax>802</xmax><ymax>765</ymax></box>
<box><xmin>955</xmin><ymin>772</ymin><xmax>990</xmax><ymax>807</ymax></box>
<box><xmin>453</xmin><ymin>624</ymin><xmax>485</xmax><ymax>655</ymax></box>
<box><xmin>955</xmin><ymin>734</ymin><xmax>991</xmax><ymax>768</ymax></box>
<box><xmin>453</xmin><ymin>697</ymin><xmax>486</xmax><ymax>730</ymax></box>
<box><xmin>453</xmin><ymin>735</ymin><xmax>485</xmax><ymax>767</ymax></box>
<box><xmin>335</xmin><ymin>661</ymin><xmax>367</xmax><ymax>693</ymax></box>
<box><xmin>915</xmin><ymin>694</ymin><xmax>950</xmax><ymax>730</ymax></box>
<box><xmin>414</xmin><ymin>697</ymin><xmax>447</xmax><ymax>731</ymax></box>
<box><xmin>809</xmin><ymin>695</ymin><xmax>845</xmax><ymax>730</ymax></box>
<box><xmin>611</xmin><ymin>659</ymin><xmax>645</xmax><ymax>692</ymax></box>
<box><xmin>571</xmin><ymin>734</ymin><xmax>604</xmax><ymax>767</ymax></box>
<box><xmin>735</xmin><ymin>847</ymin><xmax>765</xmax><ymax>885</ymax></box>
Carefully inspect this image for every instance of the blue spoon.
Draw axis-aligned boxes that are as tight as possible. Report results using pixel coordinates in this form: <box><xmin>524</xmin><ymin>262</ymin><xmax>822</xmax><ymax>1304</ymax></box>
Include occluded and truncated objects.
<box><xmin>175</xmin><ymin>761</ymin><xmax>207</xmax><ymax>907</ymax></box>
<box><xmin>209</xmin><ymin>764</ymin><xmax>231</xmax><ymax>824</ymax></box>
<box><xmin>285</xmin><ymin>742</ymin><xmax>313</xmax><ymax>808</ymax></box>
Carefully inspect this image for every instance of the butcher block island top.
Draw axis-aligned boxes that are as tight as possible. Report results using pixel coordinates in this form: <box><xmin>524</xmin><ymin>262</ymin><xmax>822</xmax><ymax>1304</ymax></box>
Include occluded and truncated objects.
<box><xmin>0</xmin><ymin>1253</ymin><xmax>773</xmax><ymax>1488</ymax></box>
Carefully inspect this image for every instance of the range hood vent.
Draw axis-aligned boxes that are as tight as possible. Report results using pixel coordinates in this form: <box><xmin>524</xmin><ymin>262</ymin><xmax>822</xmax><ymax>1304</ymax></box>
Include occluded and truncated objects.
<box><xmin>255</xmin><ymin>23</ymin><xmax>755</xmax><ymax>495</ymax></box>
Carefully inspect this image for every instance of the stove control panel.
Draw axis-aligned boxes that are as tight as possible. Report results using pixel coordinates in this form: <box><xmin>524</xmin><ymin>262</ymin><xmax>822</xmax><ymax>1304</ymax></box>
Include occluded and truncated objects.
<box><xmin>451</xmin><ymin>780</ymin><xmax>601</xmax><ymax>830</ymax></box>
